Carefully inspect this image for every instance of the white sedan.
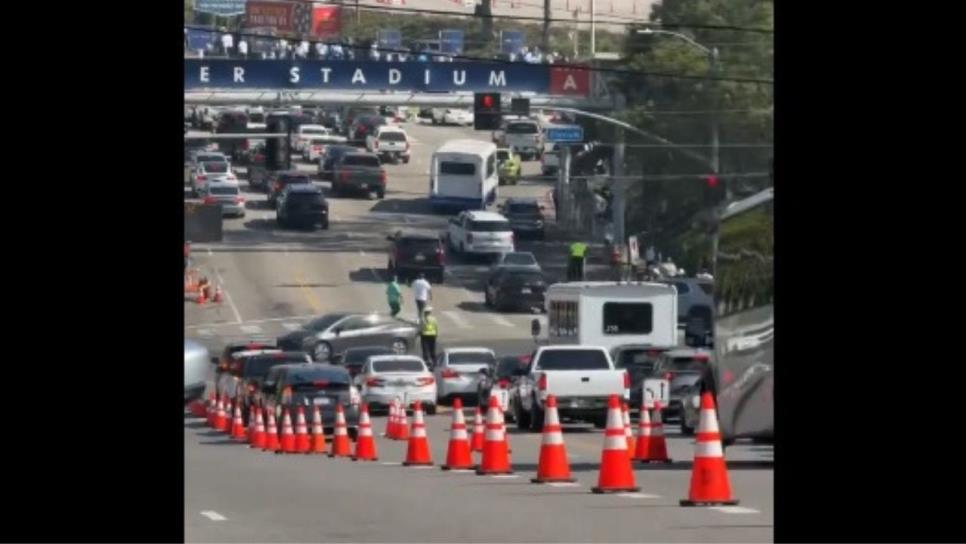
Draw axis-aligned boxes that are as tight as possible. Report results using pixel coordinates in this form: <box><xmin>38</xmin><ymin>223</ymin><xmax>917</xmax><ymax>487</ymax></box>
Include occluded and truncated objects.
<box><xmin>433</xmin><ymin>108</ymin><xmax>474</xmax><ymax>126</ymax></box>
<box><xmin>354</xmin><ymin>355</ymin><xmax>438</xmax><ymax>414</ymax></box>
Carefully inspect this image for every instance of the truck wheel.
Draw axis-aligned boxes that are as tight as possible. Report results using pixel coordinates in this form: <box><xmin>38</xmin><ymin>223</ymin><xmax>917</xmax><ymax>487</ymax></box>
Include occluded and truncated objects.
<box><xmin>515</xmin><ymin>402</ymin><xmax>531</xmax><ymax>430</ymax></box>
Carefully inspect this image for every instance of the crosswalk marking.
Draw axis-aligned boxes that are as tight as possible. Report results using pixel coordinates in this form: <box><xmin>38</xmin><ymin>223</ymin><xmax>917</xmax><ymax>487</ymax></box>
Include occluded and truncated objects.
<box><xmin>442</xmin><ymin>310</ymin><xmax>471</xmax><ymax>329</ymax></box>
<box><xmin>711</xmin><ymin>506</ymin><xmax>761</xmax><ymax>514</ymax></box>
<box><xmin>616</xmin><ymin>492</ymin><xmax>661</xmax><ymax>499</ymax></box>
<box><xmin>239</xmin><ymin>325</ymin><xmax>263</xmax><ymax>334</ymax></box>
<box><xmin>281</xmin><ymin>322</ymin><xmax>301</xmax><ymax>331</ymax></box>
<box><xmin>489</xmin><ymin>315</ymin><xmax>514</xmax><ymax>327</ymax></box>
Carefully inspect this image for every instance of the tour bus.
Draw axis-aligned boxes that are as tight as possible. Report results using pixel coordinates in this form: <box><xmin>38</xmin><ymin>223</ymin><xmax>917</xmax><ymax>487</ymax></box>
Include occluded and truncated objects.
<box><xmin>543</xmin><ymin>282</ymin><xmax>679</xmax><ymax>354</ymax></box>
<box><xmin>430</xmin><ymin>139</ymin><xmax>499</xmax><ymax>212</ymax></box>
<box><xmin>711</xmin><ymin>187</ymin><xmax>773</xmax><ymax>444</ymax></box>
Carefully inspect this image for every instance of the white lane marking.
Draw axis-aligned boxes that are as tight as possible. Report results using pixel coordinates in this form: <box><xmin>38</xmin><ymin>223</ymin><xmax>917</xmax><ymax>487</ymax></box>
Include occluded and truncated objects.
<box><xmin>207</xmin><ymin>248</ymin><xmax>212</xmax><ymax>256</ymax></box>
<box><xmin>282</xmin><ymin>323</ymin><xmax>301</xmax><ymax>331</ymax></box>
<box><xmin>448</xmin><ymin>469</ymin><xmax>475</xmax><ymax>473</ymax></box>
<box><xmin>616</xmin><ymin>492</ymin><xmax>661</xmax><ymax>499</ymax></box>
<box><xmin>197</xmin><ymin>329</ymin><xmax>214</xmax><ymax>337</ymax></box>
<box><xmin>381</xmin><ymin>462</ymin><xmax>401</xmax><ymax>466</ymax></box>
<box><xmin>240</xmin><ymin>325</ymin><xmax>263</xmax><ymax>334</ymax></box>
<box><xmin>442</xmin><ymin>310</ymin><xmax>471</xmax><ymax>329</ymax></box>
<box><xmin>491</xmin><ymin>474</ymin><xmax>519</xmax><ymax>479</ymax></box>
<box><xmin>548</xmin><ymin>482</ymin><xmax>581</xmax><ymax>487</ymax></box>
<box><xmin>200</xmin><ymin>511</ymin><xmax>227</xmax><ymax>521</ymax></box>
<box><xmin>212</xmin><ymin>269</ymin><xmax>244</xmax><ymax>324</ymax></box>
<box><xmin>489</xmin><ymin>315</ymin><xmax>514</xmax><ymax>327</ymax></box>
<box><xmin>711</xmin><ymin>506</ymin><xmax>761</xmax><ymax>514</ymax></box>
<box><xmin>410</xmin><ymin>465</ymin><xmax>435</xmax><ymax>470</ymax></box>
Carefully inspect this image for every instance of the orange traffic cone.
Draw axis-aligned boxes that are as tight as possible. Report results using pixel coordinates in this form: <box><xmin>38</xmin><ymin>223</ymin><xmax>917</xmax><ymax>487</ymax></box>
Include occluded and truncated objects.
<box><xmin>681</xmin><ymin>392</ymin><xmax>739</xmax><ymax>506</ymax></box>
<box><xmin>329</xmin><ymin>403</ymin><xmax>352</xmax><ymax>458</ymax></box>
<box><xmin>403</xmin><ymin>402</ymin><xmax>433</xmax><ymax>466</ymax></box>
<box><xmin>470</xmin><ymin>406</ymin><xmax>485</xmax><ymax>452</ymax></box>
<box><xmin>309</xmin><ymin>404</ymin><xmax>327</xmax><ymax>454</ymax></box>
<box><xmin>278</xmin><ymin>408</ymin><xmax>297</xmax><ymax>454</ymax></box>
<box><xmin>206</xmin><ymin>391</ymin><xmax>217</xmax><ymax>427</ymax></box>
<box><xmin>441</xmin><ymin>397</ymin><xmax>473</xmax><ymax>470</ymax></box>
<box><xmin>396</xmin><ymin>402</ymin><xmax>410</xmax><ymax>441</ymax></box>
<box><xmin>231</xmin><ymin>400</ymin><xmax>247</xmax><ymax>440</ymax></box>
<box><xmin>214</xmin><ymin>395</ymin><xmax>228</xmax><ymax>431</ymax></box>
<box><xmin>531</xmin><ymin>395</ymin><xmax>575</xmax><ymax>483</ymax></box>
<box><xmin>353</xmin><ymin>404</ymin><xmax>378</xmax><ymax>461</ymax></box>
<box><xmin>250</xmin><ymin>407</ymin><xmax>266</xmax><ymax>449</ymax></box>
<box><xmin>213</xmin><ymin>285</ymin><xmax>223</xmax><ymax>303</ymax></box>
<box><xmin>623</xmin><ymin>402</ymin><xmax>636</xmax><ymax>459</ymax></box>
<box><xmin>384</xmin><ymin>399</ymin><xmax>397</xmax><ymax>438</ymax></box>
<box><xmin>591</xmin><ymin>395</ymin><xmax>640</xmax><ymax>493</ymax></box>
<box><xmin>196</xmin><ymin>286</ymin><xmax>207</xmax><ymax>305</ymax></box>
<box><xmin>263</xmin><ymin>406</ymin><xmax>280</xmax><ymax>452</ymax></box>
<box><xmin>633</xmin><ymin>401</ymin><xmax>653</xmax><ymax>462</ymax></box>
<box><xmin>476</xmin><ymin>394</ymin><xmax>513</xmax><ymax>475</ymax></box>
<box><xmin>294</xmin><ymin>406</ymin><xmax>311</xmax><ymax>453</ymax></box>
<box><xmin>645</xmin><ymin>401</ymin><xmax>672</xmax><ymax>463</ymax></box>
<box><xmin>189</xmin><ymin>398</ymin><xmax>207</xmax><ymax>417</ymax></box>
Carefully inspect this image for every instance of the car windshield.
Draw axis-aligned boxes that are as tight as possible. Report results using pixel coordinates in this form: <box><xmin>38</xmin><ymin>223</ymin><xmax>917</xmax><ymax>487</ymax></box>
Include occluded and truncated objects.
<box><xmin>372</xmin><ymin>359</ymin><xmax>425</xmax><ymax>373</ymax></box>
<box><xmin>202</xmin><ymin>162</ymin><xmax>228</xmax><ymax>173</ymax></box>
<box><xmin>343</xmin><ymin>155</ymin><xmax>380</xmax><ymax>167</ymax></box>
<box><xmin>507</xmin><ymin>122</ymin><xmax>538</xmax><ymax>134</ymax></box>
<box><xmin>502</xmin><ymin>253</ymin><xmax>537</xmax><ymax>266</ymax></box>
<box><xmin>469</xmin><ymin>220</ymin><xmax>512</xmax><ymax>232</ymax></box>
<box><xmin>507</xmin><ymin>202</ymin><xmax>540</xmax><ymax>216</ymax></box>
<box><xmin>288</xmin><ymin>368</ymin><xmax>351</xmax><ymax>385</ymax></box>
<box><xmin>344</xmin><ymin>348</ymin><xmax>393</xmax><ymax>364</ymax></box>
<box><xmin>304</xmin><ymin>315</ymin><xmax>344</xmax><ymax>332</ymax></box>
<box><xmin>536</xmin><ymin>350</ymin><xmax>610</xmax><ymax>370</ymax></box>
<box><xmin>448</xmin><ymin>352</ymin><xmax>496</xmax><ymax>365</ymax></box>
<box><xmin>279</xmin><ymin>173</ymin><xmax>312</xmax><ymax>184</ymax></box>
<box><xmin>503</xmin><ymin>272</ymin><xmax>544</xmax><ymax>285</ymax></box>
<box><xmin>379</xmin><ymin>132</ymin><xmax>407</xmax><ymax>142</ymax></box>
<box><xmin>209</xmin><ymin>186</ymin><xmax>239</xmax><ymax>195</ymax></box>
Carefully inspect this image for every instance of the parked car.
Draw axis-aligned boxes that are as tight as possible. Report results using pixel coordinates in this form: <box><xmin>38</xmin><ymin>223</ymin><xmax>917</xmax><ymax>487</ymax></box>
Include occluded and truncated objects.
<box><xmin>354</xmin><ymin>355</ymin><xmax>437</xmax><ymax>414</ymax></box>
<box><xmin>477</xmin><ymin>355</ymin><xmax>529</xmax><ymax>415</ymax></box>
<box><xmin>386</xmin><ymin>230</ymin><xmax>445</xmax><ymax>283</ymax></box>
<box><xmin>499</xmin><ymin>198</ymin><xmax>546</xmax><ymax>240</ymax></box>
<box><xmin>496</xmin><ymin>148</ymin><xmax>521</xmax><ymax>185</ymax></box>
<box><xmin>276</xmin><ymin>183</ymin><xmax>329</xmax><ymax>230</ymax></box>
<box><xmin>433</xmin><ymin>348</ymin><xmax>496</xmax><ymax>406</ymax></box>
<box><xmin>646</xmin><ymin>348</ymin><xmax>712</xmax><ymax>421</ymax></box>
<box><xmin>276</xmin><ymin>312</ymin><xmax>419</xmax><ymax>362</ymax></box>
<box><xmin>365</xmin><ymin>126</ymin><xmax>411</xmax><ymax>164</ymax></box>
<box><xmin>331</xmin><ymin>152</ymin><xmax>386</xmax><ymax>199</ymax></box>
<box><xmin>484</xmin><ymin>268</ymin><xmax>548</xmax><ymax>313</ymax></box>
<box><xmin>267</xmin><ymin>170</ymin><xmax>314</xmax><ymax>206</ymax></box>
<box><xmin>262</xmin><ymin>363</ymin><xmax>361</xmax><ymax>437</ymax></box>
<box><xmin>318</xmin><ymin>144</ymin><xmax>356</xmax><ymax>181</ymax></box>
<box><xmin>336</xmin><ymin>346</ymin><xmax>394</xmax><ymax>378</ymax></box>
<box><xmin>198</xmin><ymin>180</ymin><xmax>245</xmax><ymax>218</ymax></box>
<box><xmin>446</xmin><ymin>210</ymin><xmax>515</xmax><ymax>257</ymax></box>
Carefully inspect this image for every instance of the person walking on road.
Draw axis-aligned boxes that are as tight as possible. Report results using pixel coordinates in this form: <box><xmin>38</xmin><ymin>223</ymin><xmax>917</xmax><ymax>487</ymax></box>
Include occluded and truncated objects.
<box><xmin>411</xmin><ymin>273</ymin><xmax>432</xmax><ymax>321</ymax></box>
<box><xmin>420</xmin><ymin>307</ymin><xmax>439</xmax><ymax>367</ymax></box>
<box><xmin>386</xmin><ymin>276</ymin><xmax>403</xmax><ymax>318</ymax></box>
<box><xmin>567</xmin><ymin>241</ymin><xmax>588</xmax><ymax>281</ymax></box>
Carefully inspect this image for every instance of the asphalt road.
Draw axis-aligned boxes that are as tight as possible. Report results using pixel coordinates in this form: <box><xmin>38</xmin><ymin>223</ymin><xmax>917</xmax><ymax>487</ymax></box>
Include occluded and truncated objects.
<box><xmin>184</xmin><ymin>119</ymin><xmax>773</xmax><ymax>542</ymax></box>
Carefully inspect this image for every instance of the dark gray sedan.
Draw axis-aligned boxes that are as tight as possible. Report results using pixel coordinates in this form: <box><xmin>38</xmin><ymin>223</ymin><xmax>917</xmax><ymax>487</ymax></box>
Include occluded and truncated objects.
<box><xmin>277</xmin><ymin>312</ymin><xmax>419</xmax><ymax>362</ymax></box>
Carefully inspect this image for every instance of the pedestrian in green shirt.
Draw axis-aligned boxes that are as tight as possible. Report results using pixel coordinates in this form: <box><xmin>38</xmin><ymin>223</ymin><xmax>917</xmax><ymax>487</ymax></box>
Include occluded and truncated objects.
<box><xmin>386</xmin><ymin>276</ymin><xmax>403</xmax><ymax>317</ymax></box>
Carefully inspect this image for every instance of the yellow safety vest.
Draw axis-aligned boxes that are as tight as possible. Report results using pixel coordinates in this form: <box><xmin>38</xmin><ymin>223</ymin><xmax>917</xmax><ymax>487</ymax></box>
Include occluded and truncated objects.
<box><xmin>421</xmin><ymin>317</ymin><xmax>439</xmax><ymax>336</ymax></box>
<box><xmin>570</xmin><ymin>242</ymin><xmax>588</xmax><ymax>258</ymax></box>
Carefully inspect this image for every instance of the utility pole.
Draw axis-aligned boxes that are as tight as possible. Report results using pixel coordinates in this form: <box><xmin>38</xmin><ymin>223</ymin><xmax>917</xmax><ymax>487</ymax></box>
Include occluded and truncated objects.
<box><xmin>557</xmin><ymin>146</ymin><xmax>572</xmax><ymax>228</ymax></box>
<box><xmin>542</xmin><ymin>0</ymin><xmax>551</xmax><ymax>53</ymax></box>
<box><xmin>590</xmin><ymin>0</ymin><xmax>596</xmax><ymax>57</ymax></box>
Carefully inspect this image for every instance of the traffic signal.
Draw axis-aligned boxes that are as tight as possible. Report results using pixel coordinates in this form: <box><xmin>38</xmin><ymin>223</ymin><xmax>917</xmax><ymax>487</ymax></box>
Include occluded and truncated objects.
<box><xmin>703</xmin><ymin>174</ymin><xmax>726</xmax><ymax>206</ymax></box>
<box><xmin>474</xmin><ymin>92</ymin><xmax>502</xmax><ymax>130</ymax></box>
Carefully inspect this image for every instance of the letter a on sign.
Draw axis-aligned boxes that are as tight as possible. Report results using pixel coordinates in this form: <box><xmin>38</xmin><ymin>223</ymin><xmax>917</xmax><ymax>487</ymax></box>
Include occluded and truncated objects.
<box><xmin>563</xmin><ymin>75</ymin><xmax>577</xmax><ymax>90</ymax></box>
<box><xmin>352</xmin><ymin>69</ymin><xmax>367</xmax><ymax>84</ymax></box>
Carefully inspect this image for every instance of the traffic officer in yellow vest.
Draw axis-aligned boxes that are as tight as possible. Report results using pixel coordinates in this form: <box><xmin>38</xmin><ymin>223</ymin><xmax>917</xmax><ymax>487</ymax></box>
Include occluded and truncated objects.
<box><xmin>420</xmin><ymin>307</ymin><xmax>439</xmax><ymax>367</ymax></box>
<box><xmin>568</xmin><ymin>241</ymin><xmax>588</xmax><ymax>281</ymax></box>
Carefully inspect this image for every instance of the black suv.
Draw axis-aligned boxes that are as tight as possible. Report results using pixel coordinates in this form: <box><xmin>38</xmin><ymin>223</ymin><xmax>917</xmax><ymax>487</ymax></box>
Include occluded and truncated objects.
<box><xmin>276</xmin><ymin>184</ymin><xmax>329</xmax><ymax>229</ymax></box>
<box><xmin>267</xmin><ymin>170</ymin><xmax>314</xmax><ymax>205</ymax></box>
<box><xmin>499</xmin><ymin>198</ymin><xmax>546</xmax><ymax>240</ymax></box>
<box><xmin>386</xmin><ymin>230</ymin><xmax>445</xmax><ymax>283</ymax></box>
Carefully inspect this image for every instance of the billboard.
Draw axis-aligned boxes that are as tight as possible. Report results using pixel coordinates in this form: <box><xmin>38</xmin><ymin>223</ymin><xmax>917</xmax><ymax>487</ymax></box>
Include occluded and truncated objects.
<box><xmin>311</xmin><ymin>5</ymin><xmax>342</xmax><ymax>38</ymax></box>
<box><xmin>245</xmin><ymin>1</ymin><xmax>296</xmax><ymax>32</ymax></box>
<box><xmin>195</xmin><ymin>0</ymin><xmax>246</xmax><ymax>16</ymax></box>
<box><xmin>549</xmin><ymin>65</ymin><xmax>590</xmax><ymax>96</ymax></box>
<box><xmin>184</xmin><ymin>59</ymin><xmax>562</xmax><ymax>94</ymax></box>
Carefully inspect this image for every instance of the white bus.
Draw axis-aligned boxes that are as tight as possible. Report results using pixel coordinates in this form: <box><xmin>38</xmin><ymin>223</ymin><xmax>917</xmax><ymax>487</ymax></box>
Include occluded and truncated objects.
<box><xmin>430</xmin><ymin>139</ymin><xmax>499</xmax><ymax>212</ymax></box>
<box><xmin>544</xmin><ymin>282</ymin><xmax>679</xmax><ymax>354</ymax></box>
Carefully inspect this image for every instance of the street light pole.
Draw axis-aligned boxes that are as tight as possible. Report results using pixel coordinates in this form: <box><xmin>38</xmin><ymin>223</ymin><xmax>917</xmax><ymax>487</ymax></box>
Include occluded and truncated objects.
<box><xmin>590</xmin><ymin>0</ymin><xmax>596</xmax><ymax>58</ymax></box>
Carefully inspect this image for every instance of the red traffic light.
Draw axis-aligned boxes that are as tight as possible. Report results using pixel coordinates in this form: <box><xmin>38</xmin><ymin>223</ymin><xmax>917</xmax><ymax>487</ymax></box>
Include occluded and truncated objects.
<box><xmin>705</xmin><ymin>175</ymin><xmax>719</xmax><ymax>188</ymax></box>
<box><xmin>482</xmin><ymin>95</ymin><xmax>494</xmax><ymax>108</ymax></box>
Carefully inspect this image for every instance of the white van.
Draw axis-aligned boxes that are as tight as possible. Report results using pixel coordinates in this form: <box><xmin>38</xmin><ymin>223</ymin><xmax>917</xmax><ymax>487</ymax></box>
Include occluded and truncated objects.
<box><xmin>543</xmin><ymin>282</ymin><xmax>679</xmax><ymax>353</ymax></box>
<box><xmin>430</xmin><ymin>139</ymin><xmax>499</xmax><ymax>212</ymax></box>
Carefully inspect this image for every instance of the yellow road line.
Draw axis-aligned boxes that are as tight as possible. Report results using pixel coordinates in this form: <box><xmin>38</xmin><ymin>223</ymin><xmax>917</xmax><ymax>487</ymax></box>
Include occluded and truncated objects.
<box><xmin>293</xmin><ymin>268</ymin><xmax>322</xmax><ymax>313</ymax></box>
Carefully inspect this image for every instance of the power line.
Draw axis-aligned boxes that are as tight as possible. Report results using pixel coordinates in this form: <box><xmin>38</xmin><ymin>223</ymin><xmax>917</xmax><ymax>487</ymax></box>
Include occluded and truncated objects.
<box><xmin>185</xmin><ymin>25</ymin><xmax>773</xmax><ymax>85</ymax></box>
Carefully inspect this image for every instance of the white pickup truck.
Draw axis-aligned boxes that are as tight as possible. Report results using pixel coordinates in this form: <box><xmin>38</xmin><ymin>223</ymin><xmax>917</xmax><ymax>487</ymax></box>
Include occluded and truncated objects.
<box><xmin>510</xmin><ymin>345</ymin><xmax>629</xmax><ymax>432</ymax></box>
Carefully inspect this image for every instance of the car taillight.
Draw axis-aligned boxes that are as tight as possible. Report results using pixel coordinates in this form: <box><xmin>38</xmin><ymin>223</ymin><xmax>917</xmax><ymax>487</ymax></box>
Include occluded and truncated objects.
<box><xmin>623</xmin><ymin>371</ymin><xmax>630</xmax><ymax>389</ymax></box>
<box><xmin>647</xmin><ymin>350</ymin><xmax>661</xmax><ymax>357</ymax></box>
<box><xmin>366</xmin><ymin>377</ymin><xmax>385</xmax><ymax>387</ymax></box>
<box><xmin>313</xmin><ymin>380</ymin><xmax>330</xmax><ymax>388</ymax></box>
<box><xmin>467</xmin><ymin>233</ymin><xmax>473</xmax><ymax>243</ymax></box>
<box><xmin>436</xmin><ymin>246</ymin><xmax>445</xmax><ymax>265</ymax></box>
<box><xmin>694</xmin><ymin>354</ymin><xmax>710</xmax><ymax>362</ymax></box>
<box><xmin>537</xmin><ymin>373</ymin><xmax>547</xmax><ymax>391</ymax></box>
<box><xmin>497</xmin><ymin>378</ymin><xmax>510</xmax><ymax>389</ymax></box>
<box><xmin>197</xmin><ymin>175</ymin><xmax>207</xmax><ymax>181</ymax></box>
<box><xmin>379</xmin><ymin>170</ymin><xmax>387</xmax><ymax>184</ymax></box>
<box><xmin>664</xmin><ymin>372</ymin><xmax>673</xmax><ymax>381</ymax></box>
<box><xmin>234</xmin><ymin>196</ymin><xmax>245</xmax><ymax>204</ymax></box>
<box><xmin>417</xmin><ymin>376</ymin><xmax>435</xmax><ymax>386</ymax></box>
<box><xmin>203</xmin><ymin>196</ymin><xmax>216</xmax><ymax>204</ymax></box>
<box><xmin>441</xmin><ymin>368</ymin><xmax>458</xmax><ymax>379</ymax></box>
